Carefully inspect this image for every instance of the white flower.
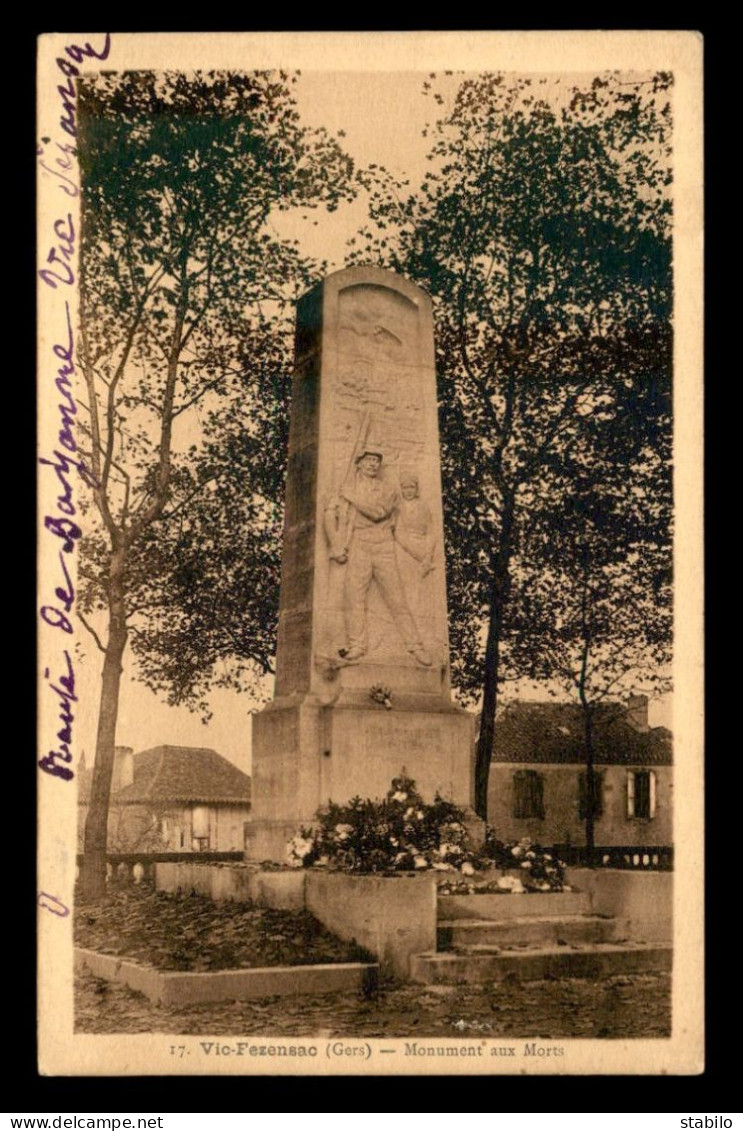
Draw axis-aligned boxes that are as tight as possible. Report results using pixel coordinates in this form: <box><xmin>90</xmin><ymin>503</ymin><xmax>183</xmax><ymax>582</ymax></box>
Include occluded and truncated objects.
<box><xmin>432</xmin><ymin>862</ymin><xmax>451</xmax><ymax>871</ymax></box>
<box><xmin>520</xmin><ymin>861</ymin><xmax>531</xmax><ymax>869</ymax></box>
<box><xmin>460</xmin><ymin>861</ymin><xmax>475</xmax><ymax>876</ymax></box>
<box><xmin>511</xmin><ymin>845</ymin><xmax>524</xmax><ymax>858</ymax></box>
<box><xmin>285</xmin><ymin>835</ymin><xmax>313</xmax><ymax>868</ymax></box>
<box><xmin>393</xmin><ymin>792</ymin><xmax>408</xmax><ymax>803</ymax></box>
<box><xmin>404</xmin><ymin>806</ymin><xmax>415</xmax><ymax>818</ymax></box>
<box><xmin>389</xmin><ymin>836</ymin><xmax>399</xmax><ymax>847</ymax></box>
<box><xmin>497</xmin><ymin>876</ymin><xmax>525</xmax><ymax>894</ymax></box>
<box><xmin>334</xmin><ymin>823</ymin><xmax>353</xmax><ymax>840</ymax></box>
<box><xmin>526</xmin><ymin>851</ymin><xmax>536</xmax><ymax>859</ymax></box>
<box><xmin>414</xmin><ymin>855</ymin><xmax>428</xmax><ymax>869</ymax></box>
<box><xmin>416</xmin><ymin>810</ymin><xmax>424</xmax><ymax>819</ymax></box>
<box><xmin>543</xmin><ymin>854</ymin><xmax>552</xmax><ymax>861</ymax></box>
<box><xmin>439</xmin><ymin>842</ymin><xmax>462</xmax><ymax>857</ymax></box>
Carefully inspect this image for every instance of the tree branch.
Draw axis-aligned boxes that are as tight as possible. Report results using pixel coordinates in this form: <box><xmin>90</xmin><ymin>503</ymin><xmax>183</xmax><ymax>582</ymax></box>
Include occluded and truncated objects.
<box><xmin>78</xmin><ymin>610</ymin><xmax>107</xmax><ymax>654</ymax></box>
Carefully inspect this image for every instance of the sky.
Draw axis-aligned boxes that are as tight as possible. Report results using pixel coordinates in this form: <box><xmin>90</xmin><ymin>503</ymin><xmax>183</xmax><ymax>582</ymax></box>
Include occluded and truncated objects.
<box><xmin>73</xmin><ymin>68</ymin><xmax>672</xmax><ymax>775</ymax></box>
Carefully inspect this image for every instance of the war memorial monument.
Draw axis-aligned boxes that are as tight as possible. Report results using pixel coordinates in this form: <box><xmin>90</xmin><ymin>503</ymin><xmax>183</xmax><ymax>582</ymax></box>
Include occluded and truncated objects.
<box><xmin>248</xmin><ymin>266</ymin><xmax>475</xmax><ymax>861</ymax></box>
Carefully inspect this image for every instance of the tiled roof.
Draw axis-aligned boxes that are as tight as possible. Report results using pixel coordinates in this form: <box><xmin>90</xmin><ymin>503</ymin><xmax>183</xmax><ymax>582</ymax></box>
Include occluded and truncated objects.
<box><xmin>491</xmin><ymin>701</ymin><xmax>672</xmax><ymax>766</ymax></box>
<box><xmin>112</xmin><ymin>746</ymin><xmax>251</xmax><ymax>805</ymax></box>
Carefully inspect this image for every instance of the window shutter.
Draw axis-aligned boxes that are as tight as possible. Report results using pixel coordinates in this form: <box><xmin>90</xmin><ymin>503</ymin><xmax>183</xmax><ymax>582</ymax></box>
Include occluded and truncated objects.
<box><xmin>534</xmin><ymin>772</ymin><xmax>545</xmax><ymax>819</ymax></box>
<box><xmin>627</xmin><ymin>770</ymin><xmax>635</xmax><ymax>817</ymax></box>
<box><xmin>513</xmin><ymin>772</ymin><xmax>524</xmax><ymax>819</ymax></box>
<box><xmin>528</xmin><ymin>771</ymin><xmax>538</xmax><ymax>815</ymax></box>
<box><xmin>649</xmin><ymin>770</ymin><xmax>657</xmax><ymax>818</ymax></box>
<box><xmin>636</xmin><ymin>771</ymin><xmax>651</xmax><ymax>818</ymax></box>
<box><xmin>513</xmin><ymin>771</ymin><xmax>544</xmax><ymax>818</ymax></box>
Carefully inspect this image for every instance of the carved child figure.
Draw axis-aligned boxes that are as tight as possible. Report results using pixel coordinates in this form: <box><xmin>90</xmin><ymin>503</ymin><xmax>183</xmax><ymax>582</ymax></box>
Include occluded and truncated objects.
<box><xmin>394</xmin><ymin>473</ymin><xmax>436</xmax><ymax>578</ymax></box>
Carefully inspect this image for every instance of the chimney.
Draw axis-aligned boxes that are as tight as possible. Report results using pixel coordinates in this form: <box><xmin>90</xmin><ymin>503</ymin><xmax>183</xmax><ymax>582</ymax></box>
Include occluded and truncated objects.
<box><xmin>626</xmin><ymin>695</ymin><xmax>649</xmax><ymax>733</ymax></box>
<box><xmin>111</xmin><ymin>745</ymin><xmax>134</xmax><ymax>792</ymax></box>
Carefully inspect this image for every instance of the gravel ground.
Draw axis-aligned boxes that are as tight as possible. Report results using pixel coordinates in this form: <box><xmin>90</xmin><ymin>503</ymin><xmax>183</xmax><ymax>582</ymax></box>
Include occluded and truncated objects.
<box><xmin>76</xmin><ymin>970</ymin><xmax>671</xmax><ymax>1038</ymax></box>
<box><xmin>74</xmin><ymin>881</ymin><xmax>671</xmax><ymax>1039</ymax></box>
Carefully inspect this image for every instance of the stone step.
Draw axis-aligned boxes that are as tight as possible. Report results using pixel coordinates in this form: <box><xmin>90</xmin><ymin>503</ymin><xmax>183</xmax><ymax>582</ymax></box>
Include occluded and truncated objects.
<box><xmin>411</xmin><ymin>942</ymin><xmax>672</xmax><ymax>984</ymax></box>
<box><xmin>437</xmin><ymin>913</ymin><xmax>617</xmax><ymax>950</ymax></box>
<box><xmin>438</xmin><ymin>890</ymin><xmax>591</xmax><ymax>922</ymax></box>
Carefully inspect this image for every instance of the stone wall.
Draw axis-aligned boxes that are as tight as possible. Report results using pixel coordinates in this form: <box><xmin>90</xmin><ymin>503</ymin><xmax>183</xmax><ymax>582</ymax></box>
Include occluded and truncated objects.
<box><xmin>567</xmin><ymin>868</ymin><xmax>673</xmax><ymax>942</ymax></box>
<box><xmin>305</xmin><ymin>872</ymin><xmax>437</xmax><ymax>979</ymax></box>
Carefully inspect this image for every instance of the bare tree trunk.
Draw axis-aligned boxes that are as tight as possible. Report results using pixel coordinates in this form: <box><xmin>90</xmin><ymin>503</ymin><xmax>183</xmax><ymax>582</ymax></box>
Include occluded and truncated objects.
<box><xmin>577</xmin><ymin>566</ymin><xmax>597</xmax><ymax>863</ymax></box>
<box><xmin>79</xmin><ymin>546</ymin><xmax>128</xmax><ymax>898</ymax></box>
<box><xmin>583</xmin><ymin>705</ymin><xmax>597</xmax><ymax>861</ymax></box>
<box><xmin>473</xmin><ymin>497</ymin><xmax>514</xmax><ymax>819</ymax></box>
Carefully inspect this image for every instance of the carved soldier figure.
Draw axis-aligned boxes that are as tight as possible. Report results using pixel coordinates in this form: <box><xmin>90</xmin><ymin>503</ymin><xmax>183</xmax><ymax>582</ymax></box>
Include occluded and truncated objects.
<box><xmin>325</xmin><ymin>446</ymin><xmax>432</xmax><ymax>666</ymax></box>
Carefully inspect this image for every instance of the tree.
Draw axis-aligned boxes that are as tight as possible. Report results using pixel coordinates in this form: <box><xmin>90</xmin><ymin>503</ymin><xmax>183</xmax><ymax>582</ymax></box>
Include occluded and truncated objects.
<box><xmin>509</xmin><ymin>411</ymin><xmax>672</xmax><ymax>853</ymax></box>
<box><xmin>77</xmin><ymin>70</ymin><xmax>357</xmax><ymax>896</ymax></box>
<box><xmin>349</xmin><ymin>71</ymin><xmax>673</xmax><ymax>816</ymax></box>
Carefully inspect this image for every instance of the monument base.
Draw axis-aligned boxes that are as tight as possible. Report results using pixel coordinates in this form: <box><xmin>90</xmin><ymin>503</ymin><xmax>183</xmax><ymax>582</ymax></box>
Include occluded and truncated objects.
<box><xmin>246</xmin><ymin>692</ymin><xmax>475</xmax><ymax>863</ymax></box>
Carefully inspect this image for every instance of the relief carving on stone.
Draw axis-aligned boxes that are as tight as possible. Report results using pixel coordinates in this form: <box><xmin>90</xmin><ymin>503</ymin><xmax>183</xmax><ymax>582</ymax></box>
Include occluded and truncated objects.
<box><xmin>317</xmin><ymin>282</ymin><xmax>443</xmax><ymax>672</ymax></box>
<box><xmin>323</xmin><ymin>411</ymin><xmax>431</xmax><ymax>667</ymax></box>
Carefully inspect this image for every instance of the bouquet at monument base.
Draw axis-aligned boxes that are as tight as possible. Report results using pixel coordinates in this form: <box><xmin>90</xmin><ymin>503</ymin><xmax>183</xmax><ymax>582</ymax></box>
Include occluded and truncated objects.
<box><xmin>284</xmin><ymin>774</ymin><xmax>472</xmax><ymax>873</ymax></box>
<box><xmin>284</xmin><ymin>774</ymin><xmax>567</xmax><ymax>891</ymax></box>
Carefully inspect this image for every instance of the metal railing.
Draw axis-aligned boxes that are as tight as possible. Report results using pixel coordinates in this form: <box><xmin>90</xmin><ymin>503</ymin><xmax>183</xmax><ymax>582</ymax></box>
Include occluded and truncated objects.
<box><xmin>556</xmin><ymin>845</ymin><xmax>673</xmax><ymax>871</ymax></box>
<box><xmin>76</xmin><ymin>850</ymin><xmax>245</xmax><ymax>883</ymax></box>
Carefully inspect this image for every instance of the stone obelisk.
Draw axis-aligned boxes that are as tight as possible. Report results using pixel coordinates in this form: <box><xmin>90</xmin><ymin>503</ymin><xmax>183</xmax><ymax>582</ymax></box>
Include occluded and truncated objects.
<box><xmin>247</xmin><ymin>266</ymin><xmax>474</xmax><ymax>861</ymax></box>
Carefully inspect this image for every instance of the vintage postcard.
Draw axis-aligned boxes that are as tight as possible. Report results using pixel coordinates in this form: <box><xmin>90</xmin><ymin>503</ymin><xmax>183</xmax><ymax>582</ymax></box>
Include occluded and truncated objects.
<box><xmin>37</xmin><ymin>30</ymin><xmax>703</xmax><ymax>1076</ymax></box>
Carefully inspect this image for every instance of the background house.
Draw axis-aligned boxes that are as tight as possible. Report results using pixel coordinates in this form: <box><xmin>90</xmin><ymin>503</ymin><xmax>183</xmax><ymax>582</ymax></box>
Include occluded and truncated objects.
<box><xmin>486</xmin><ymin>695</ymin><xmax>672</xmax><ymax>849</ymax></box>
<box><xmin>78</xmin><ymin>744</ymin><xmax>251</xmax><ymax>853</ymax></box>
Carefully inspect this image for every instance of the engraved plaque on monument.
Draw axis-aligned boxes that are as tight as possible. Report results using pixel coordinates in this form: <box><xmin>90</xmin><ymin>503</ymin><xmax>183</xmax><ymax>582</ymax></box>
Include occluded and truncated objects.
<box><xmin>248</xmin><ymin>267</ymin><xmax>474</xmax><ymax>861</ymax></box>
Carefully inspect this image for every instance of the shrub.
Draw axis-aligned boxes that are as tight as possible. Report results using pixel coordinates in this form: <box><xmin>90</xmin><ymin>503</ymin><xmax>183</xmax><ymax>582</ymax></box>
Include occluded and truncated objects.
<box><xmin>286</xmin><ymin>774</ymin><xmax>567</xmax><ymax>890</ymax></box>
<box><xmin>285</xmin><ymin>774</ymin><xmax>473</xmax><ymax>873</ymax></box>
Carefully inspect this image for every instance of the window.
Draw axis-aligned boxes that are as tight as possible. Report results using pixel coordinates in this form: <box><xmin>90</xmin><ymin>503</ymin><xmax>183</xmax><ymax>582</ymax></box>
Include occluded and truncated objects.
<box><xmin>513</xmin><ymin>770</ymin><xmax>545</xmax><ymax>819</ymax></box>
<box><xmin>578</xmin><ymin>771</ymin><xmax>604</xmax><ymax>820</ymax></box>
<box><xmin>627</xmin><ymin>770</ymin><xmax>656</xmax><ymax>819</ymax></box>
<box><xmin>192</xmin><ymin>836</ymin><xmax>210</xmax><ymax>851</ymax></box>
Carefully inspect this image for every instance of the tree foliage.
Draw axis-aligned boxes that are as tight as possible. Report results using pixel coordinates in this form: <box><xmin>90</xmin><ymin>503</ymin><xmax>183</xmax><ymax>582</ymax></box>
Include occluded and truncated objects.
<box><xmin>349</xmin><ymin>71</ymin><xmax>673</xmax><ymax>816</ymax></box>
<box><xmin>509</xmin><ymin>408</ymin><xmax>673</xmax><ymax>850</ymax></box>
<box><xmin>77</xmin><ymin>69</ymin><xmax>358</xmax><ymax>894</ymax></box>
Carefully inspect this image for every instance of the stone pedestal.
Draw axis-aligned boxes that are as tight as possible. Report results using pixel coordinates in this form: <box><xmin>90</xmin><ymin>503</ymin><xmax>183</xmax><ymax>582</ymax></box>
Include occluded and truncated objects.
<box><xmin>247</xmin><ymin>266</ymin><xmax>475</xmax><ymax>862</ymax></box>
<box><xmin>249</xmin><ymin>691</ymin><xmax>473</xmax><ymax>861</ymax></box>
